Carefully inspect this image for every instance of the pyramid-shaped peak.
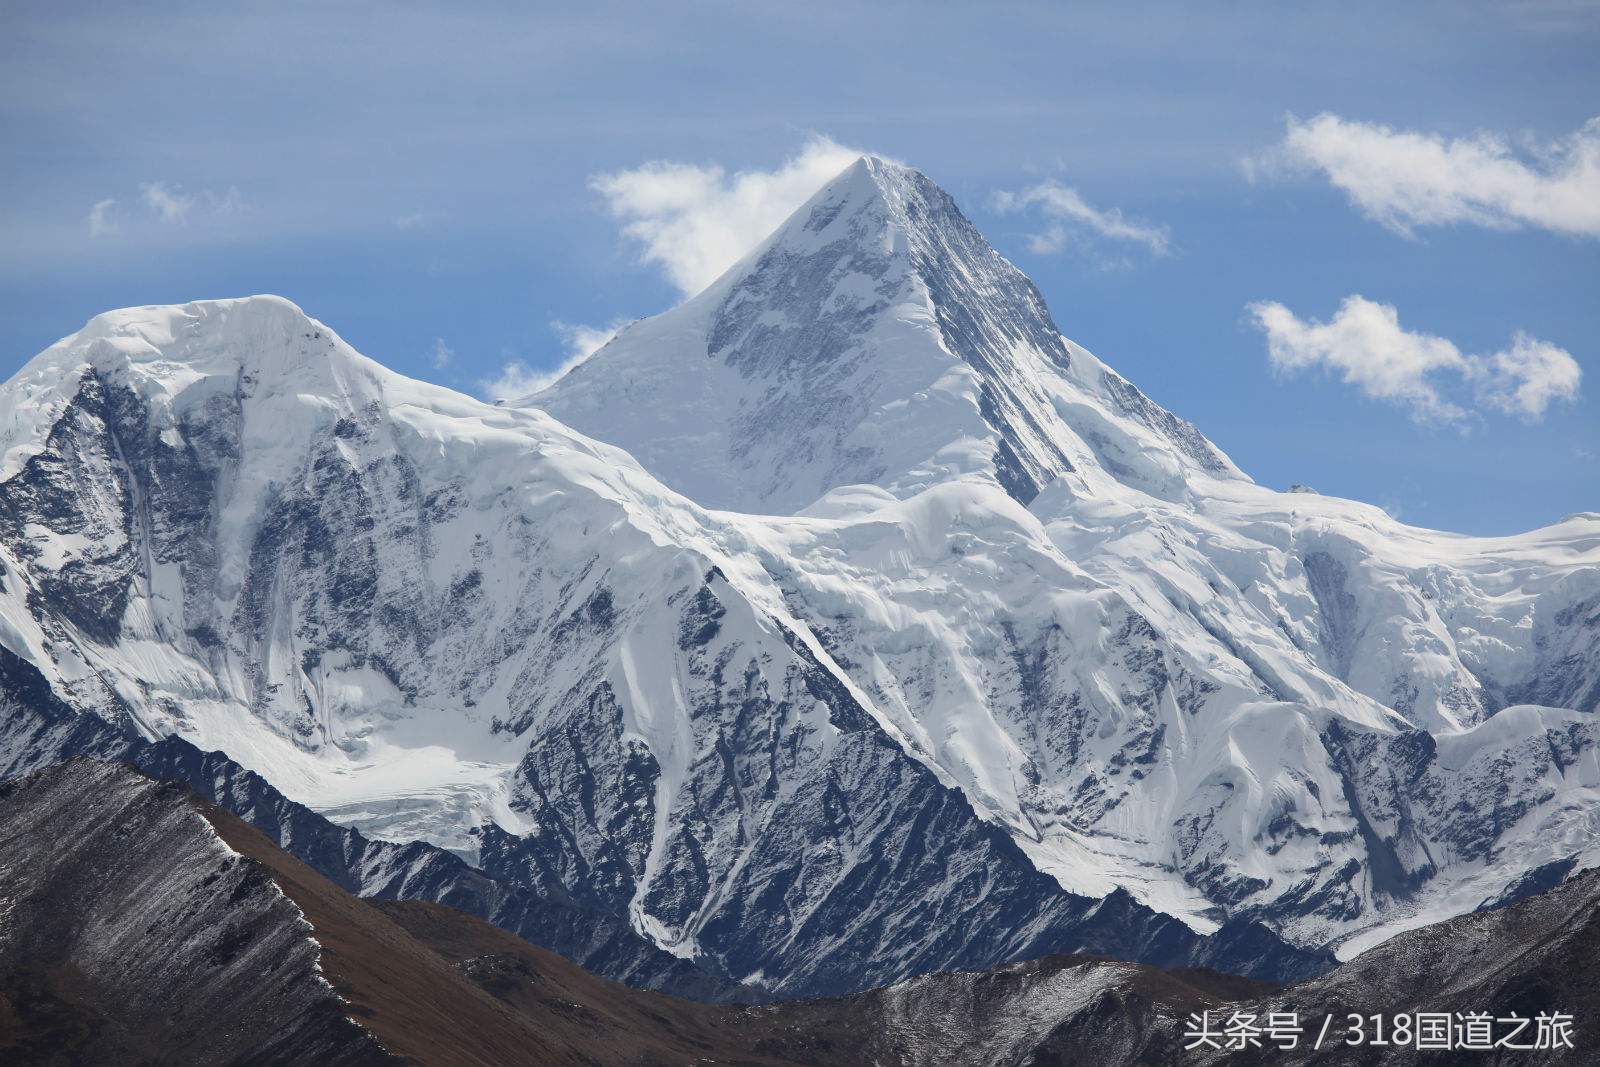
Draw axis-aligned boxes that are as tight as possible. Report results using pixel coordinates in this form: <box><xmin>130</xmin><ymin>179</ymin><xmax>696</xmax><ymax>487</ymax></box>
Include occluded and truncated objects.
<box><xmin>814</xmin><ymin>153</ymin><xmax>923</xmax><ymax>199</ymax></box>
<box><xmin>534</xmin><ymin>155</ymin><xmax>1240</xmax><ymax>514</ymax></box>
<box><xmin>750</xmin><ymin>153</ymin><xmax>980</xmax><ymax>268</ymax></box>
<box><xmin>808</xmin><ymin>153</ymin><xmax>944</xmax><ymax>203</ymax></box>
<box><xmin>533</xmin><ymin>152</ymin><xmax>1090</xmax><ymax>512</ymax></box>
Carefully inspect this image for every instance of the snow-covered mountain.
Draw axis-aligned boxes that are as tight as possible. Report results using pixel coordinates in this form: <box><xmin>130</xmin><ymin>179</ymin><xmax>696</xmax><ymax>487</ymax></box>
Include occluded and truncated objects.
<box><xmin>533</xmin><ymin>156</ymin><xmax>1600</xmax><ymax>952</ymax></box>
<box><xmin>0</xmin><ymin>293</ymin><xmax>1324</xmax><ymax>996</ymax></box>
<box><xmin>0</xmin><ymin>155</ymin><xmax>1594</xmax><ymax>997</ymax></box>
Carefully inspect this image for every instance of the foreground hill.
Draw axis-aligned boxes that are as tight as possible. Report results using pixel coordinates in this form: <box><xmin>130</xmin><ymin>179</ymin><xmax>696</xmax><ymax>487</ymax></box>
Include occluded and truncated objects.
<box><xmin>0</xmin><ymin>760</ymin><xmax>387</xmax><ymax>1064</ymax></box>
<box><xmin>2</xmin><ymin>759</ymin><xmax>1593</xmax><ymax>1065</ymax></box>
<box><xmin>0</xmin><ymin>759</ymin><xmax>803</xmax><ymax>1066</ymax></box>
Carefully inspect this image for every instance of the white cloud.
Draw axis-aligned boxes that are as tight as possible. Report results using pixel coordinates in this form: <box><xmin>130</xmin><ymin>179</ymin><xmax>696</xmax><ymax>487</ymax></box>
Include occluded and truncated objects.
<box><xmin>590</xmin><ymin>136</ymin><xmax>863</xmax><ymax>297</ymax></box>
<box><xmin>86</xmin><ymin>198</ymin><xmax>117</xmax><ymax>237</ymax></box>
<box><xmin>1252</xmin><ymin>113</ymin><xmax>1600</xmax><ymax>238</ymax></box>
<box><xmin>478</xmin><ymin>318</ymin><xmax>628</xmax><ymax>401</ymax></box>
<box><xmin>141</xmin><ymin>181</ymin><xmax>194</xmax><ymax>223</ymax></box>
<box><xmin>551</xmin><ymin>319</ymin><xmax>625</xmax><ymax>364</ymax></box>
<box><xmin>1474</xmin><ymin>333</ymin><xmax>1584</xmax><ymax>419</ymax></box>
<box><xmin>991</xmin><ymin>180</ymin><xmax>1169</xmax><ymax>257</ymax></box>
<box><xmin>430</xmin><ymin>337</ymin><xmax>454</xmax><ymax>370</ymax></box>
<box><xmin>480</xmin><ymin>361</ymin><xmax>543</xmax><ymax>401</ymax></box>
<box><xmin>394</xmin><ymin>212</ymin><xmax>427</xmax><ymax>230</ymax></box>
<box><xmin>1247</xmin><ymin>295</ymin><xmax>1581</xmax><ymax>424</ymax></box>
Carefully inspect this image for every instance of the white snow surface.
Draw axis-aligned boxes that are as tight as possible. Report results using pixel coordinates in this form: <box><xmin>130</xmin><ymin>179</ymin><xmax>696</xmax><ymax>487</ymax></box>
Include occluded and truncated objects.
<box><xmin>2</xmin><ymin>157</ymin><xmax>1597</xmax><ymax>965</ymax></box>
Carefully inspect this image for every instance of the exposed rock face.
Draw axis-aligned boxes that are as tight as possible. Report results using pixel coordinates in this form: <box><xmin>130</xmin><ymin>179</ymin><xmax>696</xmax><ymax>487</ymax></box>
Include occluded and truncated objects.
<box><xmin>745</xmin><ymin>865</ymin><xmax>1600</xmax><ymax>1066</ymax></box>
<box><xmin>0</xmin><ymin>759</ymin><xmax>778</xmax><ymax>1066</ymax></box>
<box><xmin>0</xmin><ymin>760</ymin><xmax>389</xmax><ymax>1065</ymax></box>
<box><xmin>1188</xmin><ymin>863</ymin><xmax>1600</xmax><ymax>1066</ymax></box>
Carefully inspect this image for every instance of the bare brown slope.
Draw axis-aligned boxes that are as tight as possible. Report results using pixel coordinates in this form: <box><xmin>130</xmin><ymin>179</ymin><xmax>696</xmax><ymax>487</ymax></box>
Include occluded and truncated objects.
<box><xmin>199</xmin><ymin>799</ymin><xmax>804</xmax><ymax>1067</ymax></box>
<box><xmin>375</xmin><ymin>898</ymin><xmax>1278</xmax><ymax>1067</ymax></box>
<box><xmin>191</xmin><ymin>789</ymin><xmax>1289</xmax><ymax>1067</ymax></box>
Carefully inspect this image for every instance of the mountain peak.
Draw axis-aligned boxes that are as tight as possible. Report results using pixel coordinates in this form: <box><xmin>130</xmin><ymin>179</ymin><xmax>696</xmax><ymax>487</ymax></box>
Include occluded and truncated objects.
<box><xmin>1</xmin><ymin>295</ymin><xmax>387</xmax><ymax>483</ymax></box>
<box><xmin>736</xmin><ymin>153</ymin><xmax>1017</xmax><ymax>299</ymax></box>
<box><xmin>29</xmin><ymin>295</ymin><xmax>358</xmax><ymax>391</ymax></box>
<box><xmin>60</xmin><ymin>295</ymin><xmax>332</xmax><ymax>370</ymax></box>
<box><xmin>533</xmin><ymin>158</ymin><xmax>1238</xmax><ymax>514</ymax></box>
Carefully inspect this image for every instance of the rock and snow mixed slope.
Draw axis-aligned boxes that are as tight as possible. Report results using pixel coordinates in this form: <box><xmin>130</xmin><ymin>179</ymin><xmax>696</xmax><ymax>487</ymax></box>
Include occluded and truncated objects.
<box><xmin>0</xmin><ymin>651</ymin><xmax>746</xmax><ymax>1000</ymax></box>
<box><xmin>759</xmin><ymin>860</ymin><xmax>1600</xmax><ymax>1066</ymax></box>
<box><xmin>0</xmin><ymin>155</ymin><xmax>1593</xmax><ymax>997</ymax></box>
<box><xmin>10</xmin><ymin>758</ymin><xmax>1594</xmax><ymax>1066</ymax></box>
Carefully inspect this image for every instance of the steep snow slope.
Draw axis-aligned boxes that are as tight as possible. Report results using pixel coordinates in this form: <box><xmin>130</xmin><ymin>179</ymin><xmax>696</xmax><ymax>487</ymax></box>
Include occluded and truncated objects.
<box><xmin>731</xmin><ymin>465</ymin><xmax>1600</xmax><ymax>951</ymax></box>
<box><xmin>0</xmin><ymin>296</ymin><xmax>1323</xmax><ymax>995</ymax></box>
<box><xmin>530</xmin><ymin>156</ymin><xmax>1600</xmax><ymax>954</ymax></box>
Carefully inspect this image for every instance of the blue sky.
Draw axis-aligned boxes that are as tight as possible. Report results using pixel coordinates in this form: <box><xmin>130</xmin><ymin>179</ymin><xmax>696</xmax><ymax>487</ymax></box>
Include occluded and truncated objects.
<box><xmin>2</xmin><ymin>1</ymin><xmax>1595</xmax><ymax>534</ymax></box>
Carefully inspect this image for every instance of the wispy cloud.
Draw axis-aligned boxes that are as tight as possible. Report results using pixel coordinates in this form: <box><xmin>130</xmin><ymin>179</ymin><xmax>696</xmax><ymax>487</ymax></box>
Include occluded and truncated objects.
<box><xmin>590</xmin><ymin>135</ymin><xmax>863</xmax><ymax>298</ymax></box>
<box><xmin>207</xmin><ymin>186</ymin><xmax>248</xmax><ymax>216</ymax></box>
<box><xmin>1247</xmin><ymin>295</ymin><xmax>1581</xmax><ymax>424</ymax></box>
<box><xmin>480</xmin><ymin>362</ymin><xmax>545</xmax><ymax>402</ymax></box>
<box><xmin>990</xmin><ymin>180</ymin><xmax>1169</xmax><ymax>257</ymax></box>
<box><xmin>1248</xmin><ymin>113</ymin><xmax>1600</xmax><ymax>238</ymax></box>
<box><xmin>479</xmin><ymin>318</ymin><xmax>628</xmax><ymax>401</ymax></box>
<box><xmin>135</xmin><ymin>181</ymin><xmax>248</xmax><ymax>226</ymax></box>
<box><xmin>141</xmin><ymin>181</ymin><xmax>194</xmax><ymax>223</ymax></box>
<box><xmin>551</xmin><ymin>319</ymin><xmax>625</xmax><ymax>365</ymax></box>
<box><xmin>86</xmin><ymin>198</ymin><xmax>117</xmax><ymax>238</ymax></box>
<box><xmin>429</xmin><ymin>337</ymin><xmax>454</xmax><ymax>370</ymax></box>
